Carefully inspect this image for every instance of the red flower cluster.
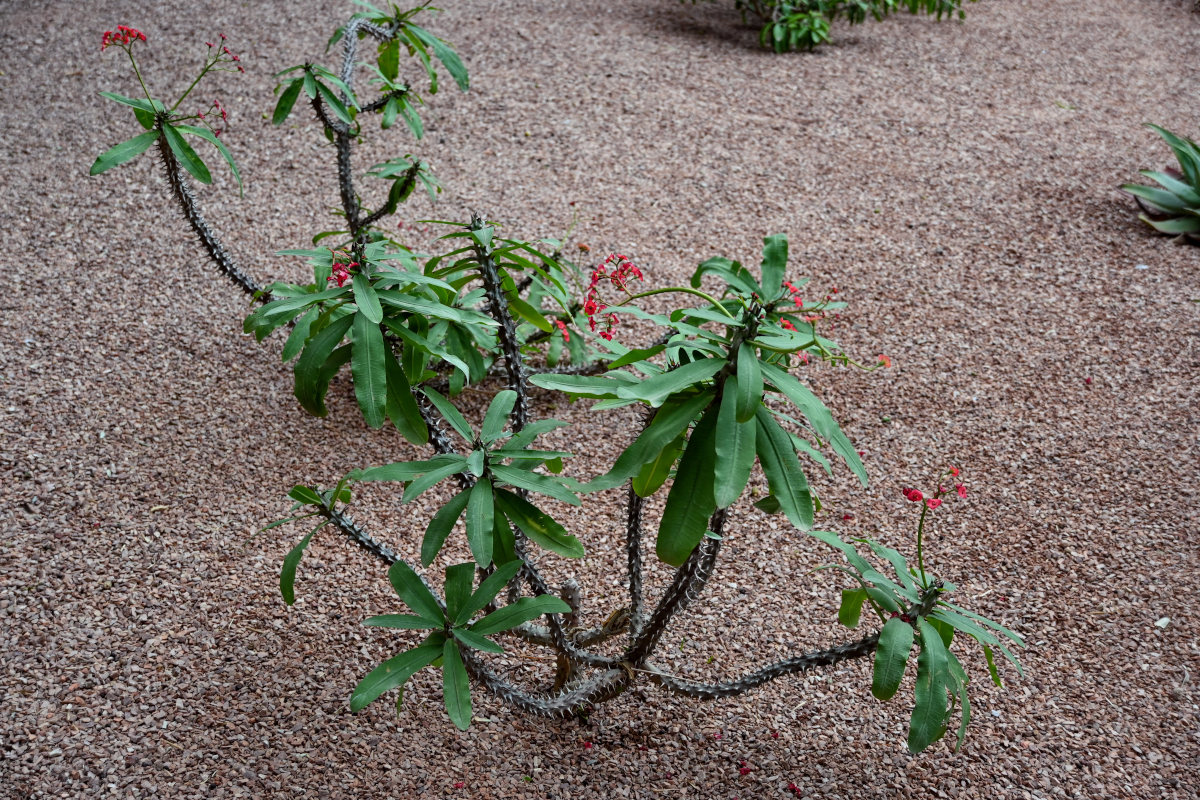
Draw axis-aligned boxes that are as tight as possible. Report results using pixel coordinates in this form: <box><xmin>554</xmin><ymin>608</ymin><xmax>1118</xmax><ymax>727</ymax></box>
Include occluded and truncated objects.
<box><xmin>583</xmin><ymin>253</ymin><xmax>644</xmax><ymax>341</ymax></box>
<box><xmin>328</xmin><ymin>252</ymin><xmax>359</xmax><ymax>288</ymax></box>
<box><xmin>904</xmin><ymin>471</ymin><xmax>967</xmax><ymax>509</ymax></box>
<box><xmin>554</xmin><ymin>319</ymin><xmax>570</xmax><ymax>343</ymax></box>
<box><xmin>199</xmin><ymin>99</ymin><xmax>230</xmax><ymax>137</ymax></box>
<box><xmin>902</xmin><ymin>487</ymin><xmax>923</xmax><ymax>503</ymax></box>
<box><xmin>101</xmin><ymin>25</ymin><xmax>146</xmax><ymax>50</ymax></box>
<box><xmin>783</xmin><ymin>280</ymin><xmax>803</xmax><ymax>309</ymax></box>
<box><xmin>780</xmin><ymin>318</ymin><xmax>796</xmax><ymax>331</ymax></box>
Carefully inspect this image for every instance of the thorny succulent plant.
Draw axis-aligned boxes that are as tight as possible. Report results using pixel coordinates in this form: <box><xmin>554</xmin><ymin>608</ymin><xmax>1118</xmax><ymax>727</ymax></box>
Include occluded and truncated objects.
<box><xmin>92</xmin><ymin>2</ymin><xmax>1021</xmax><ymax>754</ymax></box>
<box><xmin>1122</xmin><ymin>123</ymin><xmax>1200</xmax><ymax>245</ymax></box>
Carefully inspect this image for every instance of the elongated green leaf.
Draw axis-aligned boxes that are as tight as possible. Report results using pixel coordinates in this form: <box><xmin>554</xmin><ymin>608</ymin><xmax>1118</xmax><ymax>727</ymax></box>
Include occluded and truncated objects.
<box><xmin>690</xmin><ymin>256</ymin><xmax>761</xmax><ymax>296</ymax></box>
<box><xmin>315</xmin><ymin>79</ymin><xmax>354</xmax><ymax>125</ymax></box>
<box><xmin>257</xmin><ymin>287</ymin><xmax>348</xmax><ymax>321</ymax></box>
<box><xmin>421</xmin><ymin>387</ymin><xmax>474</xmax><ymax>441</ymax></box>
<box><xmin>363</xmin><ymin>613</ymin><xmax>439</xmax><ymax>630</ymax></box>
<box><xmin>383</xmin><ymin>348</ymin><xmax>428</xmax><ymax>445</ymax></box>
<box><xmin>508</xmin><ymin>296</ymin><xmax>552</xmax><ymax>331</ymax></box>
<box><xmin>713</xmin><ymin>381</ymin><xmax>757</xmax><ymax>508</ymax></box>
<box><xmin>983</xmin><ymin>644</ymin><xmax>1003</xmax><ymax>687</ymax></box>
<box><xmin>1141</xmin><ymin>214</ymin><xmax>1200</xmax><ymax>234</ymax></box>
<box><xmin>455</xmin><ymin>560</ymin><xmax>523</xmax><ymax>625</ymax></box>
<box><xmin>616</xmin><ymin>357</ymin><xmax>723</xmax><ymax>407</ymax></box>
<box><xmin>859</xmin><ymin>539</ymin><xmax>920</xmax><ymax>594</ymax></box>
<box><xmin>656</xmin><ymin>405</ymin><xmax>719</xmax><ymax>566</ymax></box>
<box><xmin>387</xmin><ymin>560</ymin><xmax>444</xmax><ymax>625</ymax></box>
<box><xmin>631</xmin><ymin>432</ymin><xmax>684</xmax><ymax>497</ymax></box>
<box><xmin>528</xmin><ymin>372</ymin><xmax>632</xmax><ymax>398</ymax></box>
<box><xmin>282</xmin><ymin>307</ymin><xmax>317</xmax><ymax>363</ymax></box>
<box><xmin>489</xmin><ymin>464</ymin><xmax>580</xmax><ymax>506</ymax></box>
<box><xmin>351</xmin><ymin>274</ymin><xmax>383</xmax><ymax>323</ymax></box>
<box><xmin>174</xmin><ymin>124</ymin><xmax>243</xmax><ymax>196</ymax></box>
<box><xmin>162</xmin><ymin>124</ymin><xmax>211</xmax><ymax>184</ymax></box>
<box><xmin>402</xmin><ymin>459</ymin><xmax>470</xmax><ymax>504</ymax></box>
<box><xmin>287</xmin><ymin>485</ymin><xmax>324</xmax><ymax>506</ymax></box>
<box><xmin>735</xmin><ymin>343</ymin><xmax>762</xmax><ymax>423</ymax></box>
<box><xmin>452</xmin><ymin>627</ymin><xmax>504</xmax><ymax>653</ymax></box>
<box><xmin>908</xmin><ymin>619</ymin><xmax>950</xmax><ymax>754</ymax></box>
<box><xmin>588</xmin><ymin>391</ymin><xmax>714</xmax><ymax>490</ymax></box>
<box><xmin>470</xmin><ymin>595</ymin><xmax>571</xmax><ymax>635</ymax></box>
<box><xmin>481</xmin><ymin>390</ymin><xmax>517</xmax><ymax>442</ymax></box>
<box><xmin>280</xmin><ymin>526</ymin><xmax>319</xmax><ymax>605</ymax></box>
<box><xmin>927</xmin><ymin>615</ymin><xmax>955</xmax><ymax>648</ymax></box>
<box><xmin>465</xmin><ymin>478</ymin><xmax>495</xmax><ymax>567</ymax></box>
<box><xmin>378</xmin><ymin>39</ymin><xmax>400</xmax><ymax>82</ymax></box>
<box><xmin>273</xmin><ymin>79</ymin><xmax>303</xmax><ymax>124</ymax></box>
<box><xmin>421</xmin><ymin>488</ymin><xmax>470</xmax><ymax>567</ymax></box>
<box><xmin>443</xmin><ymin>562</ymin><xmax>475</xmax><ymax>621</ymax></box>
<box><xmin>99</xmin><ymin>91</ymin><xmax>156</xmax><ymax>113</ymax></box>
<box><xmin>408</xmin><ymin>24</ymin><xmax>470</xmax><ymax>91</ymax></box>
<box><xmin>294</xmin><ymin>315</ymin><xmax>354</xmax><ymax>417</ymax></box>
<box><xmin>838</xmin><ymin>587</ymin><xmax>868</xmax><ymax>628</ymax></box>
<box><xmin>355</xmin><ymin>453</ymin><xmax>465</xmax><ymax>484</ymax></box>
<box><xmin>1123</xmin><ymin>183</ymin><xmax>1189</xmax><ymax>214</ymax></box>
<box><xmin>934</xmin><ymin>602</ymin><xmax>1025</xmax><ymax>646</ymax></box>
<box><xmin>302</xmin><ymin>71</ymin><xmax>318</xmax><ymax>99</ymax></box>
<box><xmin>759</xmin><ymin>234</ymin><xmax>788</xmax><ymax>298</ymax></box>
<box><xmin>754</xmin><ymin>407</ymin><xmax>813</xmax><ymax>530</ymax></box>
<box><xmin>89</xmin><ymin>130</ymin><xmax>161</xmax><ymax>176</ymax></box>
<box><xmin>494</xmin><ymin>489</ymin><xmax>584</xmax><ymax>558</ymax></box>
<box><xmin>351</xmin><ymin>313</ymin><xmax>387</xmax><ymax>429</ymax></box>
<box><xmin>872</xmin><ymin>617</ymin><xmax>914</xmax><ymax>700</ymax></box>
<box><xmin>349</xmin><ymin>635</ymin><xmax>443</xmax><ymax>712</ymax></box>
<box><xmin>1139</xmin><ymin>169</ymin><xmax>1200</xmax><ymax>205</ymax></box>
<box><xmin>608</xmin><ymin>344</ymin><xmax>666</xmax><ymax>370</ymax></box>
<box><xmin>953</xmin><ymin>668</ymin><xmax>971</xmax><ymax>752</ymax></box>
<box><xmin>759</xmin><ymin>360</ymin><xmax>867</xmax><ymax>487</ymax></box>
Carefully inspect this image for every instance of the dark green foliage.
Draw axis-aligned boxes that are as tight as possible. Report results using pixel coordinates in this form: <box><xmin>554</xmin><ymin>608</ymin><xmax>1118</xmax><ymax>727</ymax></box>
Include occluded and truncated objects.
<box><xmin>1122</xmin><ymin>123</ymin><xmax>1200</xmax><ymax>244</ymax></box>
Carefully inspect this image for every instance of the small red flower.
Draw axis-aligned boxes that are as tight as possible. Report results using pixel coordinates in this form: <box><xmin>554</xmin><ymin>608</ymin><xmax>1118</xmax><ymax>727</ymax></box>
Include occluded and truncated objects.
<box><xmin>949</xmin><ymin>466</ymin><xmax>959</xmax><ymax>476</ymax></box>
<box><xmin>926</xmin><ymin>498</ymin><xmax>942</xmax><ymax>510</ymax></box>
<box><xmin>582</xmin><ymin>741</ymin><xmax>593</xmax><ymax>750</ymax></box>
<box><xmin>452</xmin><ymin>782</ymin><xmax>464</xmax><ymax>790</ymax></box>
<box><xmin>956</xmin><ymin>483</ymin><xmax>967</xmax><ymax>499</ymax></box>
<box><xmin>555</xmin><ymin>319</ymin><xmax>570</xmax><ymax>343</ymax></box>
<box><xmin>877</xmin><ymin>354</ymin><xmax>891</xmax><ymax>368</ymax></box>
<box><xmin>781</xmin><ymin>319</ymin><xmax>796</xmax><ymax>331</ymax></box>
<box><xmin>578</xmin><ymin>243</ymin><xmax>590</xmax><ymax>252</ymax></box>
<box><xmin>738</xmin><ymin>760</ymin><xmax>752</xmax><ymax>776</ymax></box>
<box><xmin>902</xmin><ymin>488</ymin><xmax>923</xmax><ymax>503</ymax></box>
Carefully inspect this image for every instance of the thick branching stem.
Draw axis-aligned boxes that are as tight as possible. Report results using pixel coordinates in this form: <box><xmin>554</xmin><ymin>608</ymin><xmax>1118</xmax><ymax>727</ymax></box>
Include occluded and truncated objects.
<box><xmin>155</xmin><ymin>122</ymin><xmax>265</xmax><ymax>299</ymax></box>
<box><xmin>469</xmin><ymin>214</ymin><xmax>530</xmax><ymax>431</ymax></box>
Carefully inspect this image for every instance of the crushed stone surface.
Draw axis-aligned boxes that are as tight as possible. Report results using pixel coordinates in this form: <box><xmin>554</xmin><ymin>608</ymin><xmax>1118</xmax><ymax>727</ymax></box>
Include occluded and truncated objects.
<box><xmin>1</xmin><ymin>0</ymin><xmax>1198</xmax><ymax>797</ymax></box>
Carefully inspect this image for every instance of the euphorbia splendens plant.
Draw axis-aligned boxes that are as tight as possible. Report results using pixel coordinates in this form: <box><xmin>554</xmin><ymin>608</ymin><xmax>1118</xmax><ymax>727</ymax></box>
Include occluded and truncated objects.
<box><xmin>91</xmin><ymin>3</ymin><xmax>1021</xmax><ymax>754</ymax></box>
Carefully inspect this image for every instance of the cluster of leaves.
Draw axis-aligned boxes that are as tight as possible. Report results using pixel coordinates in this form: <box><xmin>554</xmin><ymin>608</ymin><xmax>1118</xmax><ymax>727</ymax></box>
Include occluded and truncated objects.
<box><xmin>1122</xmin><ymin>123</ymin><xmax>1200</xmax><ymax>244</ymax></box>
<box><xmin>819</xmin><ymin>532</ymin><xmax>1023</xmax><ymax>753</ymax></box>
<box><xmin>690</xmin><ymin>0</ymin><xmax>973</xmax><ymax>52</ymax></box>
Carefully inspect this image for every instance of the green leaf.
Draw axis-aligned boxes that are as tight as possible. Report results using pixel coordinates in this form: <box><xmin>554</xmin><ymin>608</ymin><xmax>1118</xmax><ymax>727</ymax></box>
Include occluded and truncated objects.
<box><xmin>407</xmin><ymin>24</ymin><xmax>470</xmax><ymax>91</ymax></box>
<box><xmin>470</xmin><ymin>595</ymin><xmax>572</xmax><ymax>635</ymax></box>
<box><xmin>871</xmin><ymin>617</ymin><xmax>914</xmax><ymax>700</ymax></box>
<box><xmin>355</xmin><ymin>453</ymin><xmax>465</xmax><ymax>484</ymax></box>
<box><xmin>1122</xmin><ymin>183</ymin><xmax>1189</xmax><ymax>214</ymax></box>
<box><xmin>631</xmin><ymin>432</ymin><xmax>684</xmax><ymax>497</ymax></box>
<box><xmin>481</xmin><ymin>390</ymin><xmax>517</xmax><ymax>442</ymax></box>
<box><xmin>287</xmin><ymin>485</ymin><xmax>324</xmax><ymax>506</ymax></box>
<box><xmin>1139</xmin><ymin>169</ymin><xmax>1200</xmax><ymax>205</ymax></box>
<box><xmin>383</xmin><ymin>348</ymin><xmax>428</xmax><ymax>445</ymax></box>
<box><xmin>508</xmin><ymin>296</ymin><xmax>553</xmax><ymax>332</ymax></box>
<box><xmin>315</xmin><ymin>79</ymin><xmax>354</xmax><ymax>125</ymax></box>
<box><xmin>387</xmin><ymin>560</ymin><xmax>444</xmax><ymax>625</ymax></box>
<box><xmin>494</xmin><ymin>489</ymin><xmax>585</xmax><ymax>558</ymax></box>
<box><xmin>302</xmin><ymin>71</ymin><xmax>317</xmax><ymax>99</ymax></box>
<box><xmin>452</xmin><ymin>627</ymin><xmax>504</xmax><ymax>653</ymax></box>
<box><xmin>588</xmin><ymin>391</ymin><xmax>714</xmax><ymax>491</ymax></box>
<box><xmin>735</xmin><ymin>343</ymin><xmax>763</xmax><ymax>423</ymax></box>
<box><xmin>378</xmin><ymin>39</ymin><xmax>400</xmax><ymax>82</ymax></box>
<box><xmin>89</xmin><ymin>130</ymin><xmax>161</xmax><ymax>176</ymax></box>
<box><xmin>1141</xmin><ymin>214</ymin><xmax>1200</xmax><ymax>234</ymax></box>
<box><xmin>953</xmin><ymin>669</ymin><xmax>971</xmax><ymax>752</ymax></box>
<box><xmin>656</xmin><ymin>405</ymin><xmax>719</xmax><ymax>566</ymax></box>
<box><xmin>282</xmin><ymin>307</ymin><xmax>317</xmax><ymax>362</ymax></box>
<box><xmin>908</xmin><ymin>619</ymin><xmax>950</xmax><ymax>754</ymax></box>
<box><xmin>528</xmin><ymin>372</ymin><xmax>632</xmax><ymax>398</ymax></box>
<box><xmin>616</xmin><ymin>357</ymin><xmax>723</xmax><ymax>407</ymax></box>
<box><xmin>443</xmin><ymin>562</ymin><xmax>475</xmax><ymax>621</ymax></box>
<box><xmin>760</xmin><ymin>236</ymin><xmax>789</xmax><ymax>298</ymax></box>
<box><xmin>402</xmin><ymin>458</ymin><xmax>470</xmax><ymax>504</ymax></box>
<box><xmin>294</xmin><ymin>315</ymin><xmax>354</xmax><ymax>417</ymax></box>
<box><xmin>759</xmin><ymin>360</ymin><xmax>867</xmax><ymax>487</ymax></box>
<box><xmin>174</xmin><ymin>124</ymin><xmax>243</xmax><ymax>196</ymax></box>
<box><xmin>273</xmin><ymin>79</ymin><xmax>303</xmax><ymax>124</ymax></box>
<box><xmin>363</xmin><ymin>613</ymin><xmax>439</xmax><ymax>630</ymax></box>
<box><xmin>349</xmin><ymin>635</ymin><xmax>443</xmax><ymax>712</ymax></box>
<box><xmin>421</xmin><ymin>488</ymin><xmax>470</xmax><ymax>566</ymax></box>
<box><xmin>983</xmin><ymin>644</ymin><xmax>1003</xmax><ymax>687</ymax></box>
<box><xmin>489</xmin><ymin>464</ymin><xmax>580</xmax><ymax>507</ymax></box>
<box><xmin>838</xmin><ymin>587</ymin><xmax>868</xmax><ymax>628</ymax></box>
<box><xmin>280</xmin><ymin>525</ymin><xmax>320</xmax><ymax>605</ymax></box>
<box><xmin>465</xmin><ymin>478</ymin><xmax>495</xmax><ymax>567</ymax></box>
<box><xmin>351</xmin><ymin>313</ymin><xmax>388</xmax><ymax>429</ymax></box>
<box><xmin>455</xmin><ymin>560</ymin><xmax>523</xmax><ymax>625</ymax></box>
<box><xmin>713</xmin><ymin>380</ymin><xmax>757</xmax><ymax>508</ymax></box>
<box><xmin>607</xmin><ymin>344</ymin><xmax>666</xmax><ymax>370</ymax></box>
<box><xmin>421</xmin><ymin>387</ymin><xmax>474</xmax><ymax>441</ymax></box>
<box><xmin>351</xmin><ymin>274</ymin><xmax>383</xmax><ymax>323</ymax></box>
<box><xmin>753</xmin><ymin>407</ymin><xmax>813</xmax><ymax>530</ymax></box>
<box><xmin>927</xmin><ymin>615</ymin><xmax>956</xmax><ymax>648</ymax></box>
<box><xmin>162</xmin><ymin>124</ymin><xmax>211</xmax><ymax>184</ymax></box>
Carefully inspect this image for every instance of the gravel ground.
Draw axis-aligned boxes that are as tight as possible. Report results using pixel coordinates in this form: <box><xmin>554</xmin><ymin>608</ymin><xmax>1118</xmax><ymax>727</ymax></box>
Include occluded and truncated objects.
<box><xmin>2</xmin><ymin>0</ymin><xmax>1198</xmax><ymax>797</ymax></box>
